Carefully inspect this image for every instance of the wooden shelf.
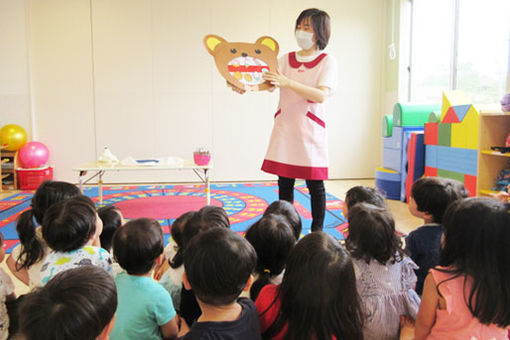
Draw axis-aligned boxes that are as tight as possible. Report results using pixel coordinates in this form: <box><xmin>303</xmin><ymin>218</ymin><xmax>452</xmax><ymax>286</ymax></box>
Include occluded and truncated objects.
<box><xmin>1</xmin><ymin>150</ymin><xmax>18</xmax><ymax>191</ymax></box>
<box><xmin>477</xmin><ymin>112</ymin><xmax>510</xmax><ymax>196</ymax></box>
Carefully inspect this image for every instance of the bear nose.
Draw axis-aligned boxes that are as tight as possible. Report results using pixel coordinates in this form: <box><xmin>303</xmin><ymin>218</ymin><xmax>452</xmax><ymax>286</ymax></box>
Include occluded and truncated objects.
<box><xmin>242</xmin><ymin>52</ymin><xmax>248</xmax><ymax>57</ymax></box>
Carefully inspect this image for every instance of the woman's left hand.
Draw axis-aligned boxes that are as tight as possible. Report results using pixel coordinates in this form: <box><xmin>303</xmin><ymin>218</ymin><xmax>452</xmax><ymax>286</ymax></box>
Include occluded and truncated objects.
<box><xmin>263</xmin><ymin>70</ymin><xmax>291</xmax><ymax>88</ymax></box>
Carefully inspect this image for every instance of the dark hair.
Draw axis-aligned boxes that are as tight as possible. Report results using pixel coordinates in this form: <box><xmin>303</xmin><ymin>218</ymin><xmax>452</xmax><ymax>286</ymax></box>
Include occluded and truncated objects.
<box><xmin>18</xmin><ymin>266</ymin><xmax>117</xmax><ymax>340</ymax></box>
<box><xmin>113</xmin><ymin>218</ymin><xmax>163</xmax><ymax>275</ymax></box>
<box><xmin>346</xmin><ymin>203</ymin><xmax>404</xmax><ymax>265</ymax></box>
<box><xmin>245</xmin><ymin>214</ymin><xmax>296</xmax><ymax>300</ymax></box>
<box><xmin>42</xmin><ymin>195</ymin><xmax>97</xmax><ymax>252</ymax></box>
<box><xmin>438</xmin><ymin>198</ymin><xmax>510</xmax><ymax>327</ymax></box>
<box><xmin>169</xmin><ymin>211</ymin><xmax>197</xmax><ymax>269</ymax></box>
<box><xmin>263</xmin><ymin>200</ymin><xmax>302</xmax><ymax>240</ymax></box>
<box><xmin>345</xmin><ymin>186</ymin><xmax>386</xmax><ymax>211</ymax></box>
<box><xmin>411</xmin><ymin>177</ymin><xmax>468</xmax><ymax>223</ymax></box>
<box><xmin>98</xmin><ymin>205</ymin><xmax>122</xmax><ymax>252</ymax></box>
<box><xmin>261</xmin><ymin>232</ymin><xmax>364</xmax><ymax>340</ymax></box>
<box><xmin>295</xmin><ymin>8</ymin><xmax>331</xmax><ymax>50</ymax></box>
<box><xmin>15</xmin><ymin>180</ymin><xmax>81</xmax><ymax>269</ymax></box>
<box><xmin>184</xmin><ymin>228</ymin><xmax>256</xmax><ymax>306</ymax></box>
<box><xmin>173</xmin><ymin>206</ymin><xmax>230</xmax><ymax>268</ymax></box>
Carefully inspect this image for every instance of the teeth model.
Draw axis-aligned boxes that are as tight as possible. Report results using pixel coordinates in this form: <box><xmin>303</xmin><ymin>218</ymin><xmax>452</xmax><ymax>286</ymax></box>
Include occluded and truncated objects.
<box><xmin>227</xmin><ymin>56</ymin><xmax>269</xmax><ymax>85</ymax></box>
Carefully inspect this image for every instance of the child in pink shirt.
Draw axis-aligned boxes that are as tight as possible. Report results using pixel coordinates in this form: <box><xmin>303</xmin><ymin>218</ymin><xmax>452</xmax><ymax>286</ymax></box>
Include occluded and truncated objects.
<box><xmin>414</xmin><ymin>198</ymin><xmax>510</xmax><ymax>340</ymax></box>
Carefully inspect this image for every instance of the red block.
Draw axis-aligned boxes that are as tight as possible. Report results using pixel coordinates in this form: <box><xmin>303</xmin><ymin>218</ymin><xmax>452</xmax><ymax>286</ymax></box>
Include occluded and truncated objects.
<box><xmin>424</xmin><ymin>166</ymin><xmax>437</xmax><ymax>177</ymax></box>
<box><xmin>424</xmin><ymin>123</ymin><xmax>438</xmax><ymax>145</ymax></box>
<box><xmin>442</xmin><ymin>106</ymin><xmax>460</xmax><ymax>123</ymax></box>
<box><xmin>464</xmin><ymin>174</ymin><xmax>477</xmax><ymax>197</ymax></box>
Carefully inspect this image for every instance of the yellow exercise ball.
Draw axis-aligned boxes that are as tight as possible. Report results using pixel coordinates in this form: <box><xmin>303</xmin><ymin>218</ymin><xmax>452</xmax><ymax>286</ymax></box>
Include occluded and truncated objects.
<box><xmin>0</xmin><ymin>124</ymin><xmax>28</xmax><ymax>151</ymax></box>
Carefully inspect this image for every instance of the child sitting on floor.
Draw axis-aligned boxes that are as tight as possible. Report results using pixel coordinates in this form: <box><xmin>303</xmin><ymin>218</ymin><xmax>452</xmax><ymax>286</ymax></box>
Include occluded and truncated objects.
<box><xmin>111</xmin><ymin>218</ymin><xmax>179</xmax><ymax>340</ymax></box>
<box><xmin>179</xmin><ymin>227</ymin><xmax>259</xmax><ymax>339</ymax></box>
<box><xmin>7</xmin><ymin>180</ymin><xmax>81</xmax><ymax>288</ymax></box>
<box><xmin>98</xmin><ymin>205</ymin><xmax>124</xmax><ymax>253</ymax></box>
<box><xmin>157</xmin><ymin>211</ymin><xmax>197</xmax><ymax>311</ymax></box>
<box><xmin>412</xmin><ymin>198</ymin><xmax>510</xmax><ymax>339</ymax></box>
<box><xmin>17</xmin><ymin>266</ymin><xmax>117</xmax><ymax>340</ymax></box>
<box><xmin>406</xmin><ymin>177</ymin><xmax>467</xmax><ymax>295</ymax></box>
<box><xmin>245</xmin><ymin>214</ymin><xmax>296</xmax><ymax>300</ymax></box>
<box><xmin>256</xmin><ymin>232</ymin><xmax>364</xmax><ymax>339</ymax></box>
<box><xmin>263</xmin><ymin>200</ymin><xmax>302</xmax><ymax>240</ymax></box>
<box><xmin>40</xmin><ymin>195</ymin><xmax>112</xmax><ymax>284</ymax></box>
<box><xmin>346</xmin><ymin>203</ymin><xmax>420</xmax><ymax>340</ymax></box>
<box><xmin>178</xmin><ymin>206</ymin><xmax>230</xmax><ymax>327</ymax></box>
<box><xmin>343</xmin><ymin>185</ymin><xmax>386</xmax><ymax>218</ymax></box>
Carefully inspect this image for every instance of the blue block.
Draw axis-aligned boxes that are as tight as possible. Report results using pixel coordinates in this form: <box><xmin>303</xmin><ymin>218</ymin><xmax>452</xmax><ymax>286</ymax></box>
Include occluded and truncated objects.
<box><xmin>383</xmin><ymin>147</ymin><xmax>402</xmax><ymax>172</ymax></box>
<box><xmin>375</xmin><ymin>170</ymin><xmax>401</xmax><ymax>200</ymax></box>
<box><xmin>425</xmin><ymin>145</ymin><xmax>438</xmax><ymax>168</ymax></box>
<box><xmin>436</xmin><ymin>146</ymin><xmax>478</xmax><ymax>176</ymax></box>
<box><xmin>400</xmin><ymin>130</ymin><xmax>413</xmax><ymax>201</ymax></box>
<box><xmin>383</xmin><ymin>126</ymin><xmax>423</xmax><ymax>149</ymax></box>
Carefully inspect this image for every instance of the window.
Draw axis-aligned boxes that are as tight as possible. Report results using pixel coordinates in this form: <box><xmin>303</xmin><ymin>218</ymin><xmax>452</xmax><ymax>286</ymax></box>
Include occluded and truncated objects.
<box><xmin>408</xmin><ymin>0</ymin><xmax>510</xmax><ymax>104</ymax></box>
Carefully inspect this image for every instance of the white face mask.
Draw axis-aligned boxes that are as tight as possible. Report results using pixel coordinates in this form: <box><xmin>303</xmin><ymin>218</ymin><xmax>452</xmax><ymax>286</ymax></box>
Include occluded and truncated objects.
<box><xmin>295</xmin><ymin>29</ymin><xmax>315</xmax><ymax>50</ymax></box>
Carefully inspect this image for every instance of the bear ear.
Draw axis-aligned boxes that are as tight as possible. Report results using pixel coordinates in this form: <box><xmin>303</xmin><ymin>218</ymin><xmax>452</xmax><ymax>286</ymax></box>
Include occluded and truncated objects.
<box><xmin>204</xmin><ymin>34</ymin><xmax>227</xmax><ymax>55</ymax></box>
<box><xmin>255</xmin><ymin>36</ymin><xmax>279</xmax><ymax>55</ymax></box>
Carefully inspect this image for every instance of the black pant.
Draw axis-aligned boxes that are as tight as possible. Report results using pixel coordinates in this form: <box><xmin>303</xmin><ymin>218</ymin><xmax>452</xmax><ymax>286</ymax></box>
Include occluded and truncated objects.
<box><xmin>278</xmin><ymin>176</ymin><xmax>325</xmax><ymax>232</ymax></box>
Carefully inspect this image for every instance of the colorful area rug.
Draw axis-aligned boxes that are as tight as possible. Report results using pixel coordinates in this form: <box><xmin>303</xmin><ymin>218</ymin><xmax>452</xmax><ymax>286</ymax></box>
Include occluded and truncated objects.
<box><xmin>0</xmin><ymin>182</ymin><xmax>348</xmax><ymax>253</ymax></box>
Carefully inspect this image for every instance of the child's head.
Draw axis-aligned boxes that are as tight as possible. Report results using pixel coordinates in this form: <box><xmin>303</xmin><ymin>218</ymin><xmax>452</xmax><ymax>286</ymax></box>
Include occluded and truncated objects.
<box><xmin>42</xmin><ymin>195</ymin><xmax>101</xmax><ymax>252</ymax></box>
<box><xmin>113</xmin><ymin>218</ymin><xmax>164</xmax><ymax>275</ymax></box>
<box><xmin>18</xmin><ymin>266</ymin><xmax>117</xmax><ymax>340</ymax></box>
<box><xmin>15</xmin><ymin>180</ymin><xmax>81</xmax><ymax>269</ymax></box>
<box><xmin>295</xmin><ymin>8</ymin><xmax>331</xmax><ymax>50</ymax></box>
<box><xmin>263</xmin><ymin>232</ymin><xmax>363</xmax><ymax>340</ymax></box>
<box><xmin>183</xmin><ymin>227</ymin><xmax>256</xmax><ymax>307</ymax></box>
<box><xmin>245</xmin><ymin>214</ymin><xmax>296</xmax><ymax>299</ymax></box>
<box><xmin>98</xmin><ymin>205</ymin><xmax>123</xmax><ymax>252</ymax></box>
<box><xmin>346</xmin><ymin>202</ymin><xmax>403</xmax><ymax>265</ymax></box>
<box><xmin>169</xmin><ymin>211</ymin><xmax>197</xmax><ymax>269</ymax></box>
<box><xmin>409</xmin><ymin>177</ymin><xmax>468</xmax><ymax>223</ymax></box>
<box><xmin>440</xmin><ymin>197</ymin><xmax>510</xmax><ymax>327</ymax></box>
<box><xmin>263</xmin><ymin>200</ymin><xmax>302</xmax><ymax>240</ymax></box>
<box><xmin>344</xmin><ymin>185</ymin><xmax>386</xmax><ymax>219</ymax></box>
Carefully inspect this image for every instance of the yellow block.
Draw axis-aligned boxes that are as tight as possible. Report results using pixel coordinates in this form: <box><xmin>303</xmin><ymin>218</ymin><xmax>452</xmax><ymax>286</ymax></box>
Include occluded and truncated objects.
<box><xmin>441</xmin><ymin>91</ymin><xmax>472</xmax><ymax>122</ymax></box>
<box><xmin>451</xmin><ymin>105</ymin><xmax>479</xmax><ymax>149</ymax></box>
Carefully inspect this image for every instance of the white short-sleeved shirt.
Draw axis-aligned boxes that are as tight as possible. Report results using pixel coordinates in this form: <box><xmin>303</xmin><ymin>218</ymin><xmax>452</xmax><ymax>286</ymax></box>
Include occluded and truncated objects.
<box><xmin>10</xmin><ymin>227</ymin><xmax>48</xmax><ymax>289</ymax></box>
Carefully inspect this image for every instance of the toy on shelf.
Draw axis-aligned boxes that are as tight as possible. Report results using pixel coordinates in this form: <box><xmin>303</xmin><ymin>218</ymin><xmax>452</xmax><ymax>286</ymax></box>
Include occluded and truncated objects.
<box><xmin>500</xmin><ymin>93</ymin><xmax>510</xmax><ymax>112</ymax></box>
<box><xmin>493</xmin><ymin>168</ymin><xmax>510</xmax><ymax>192</ymax></box>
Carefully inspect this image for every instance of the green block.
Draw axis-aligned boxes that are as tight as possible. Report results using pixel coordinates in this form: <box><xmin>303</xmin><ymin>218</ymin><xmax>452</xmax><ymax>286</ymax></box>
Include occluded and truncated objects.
<box><xmin>382</xmin><ymin>114</ymin><xmax>393</xmax><ymax>137</ymax></box>
<box><xmin>428</xmin><ymin>111</ymin><xmax>441</xmax><ymax>123</ymax></box>
<box><xmin>393</xmin><ymin>103</ymin><xmax>441</xmax><ymax>127</ymax></box>
<box><xmin>437</xmin><ymin>123</ymin><xmax>451</xmax><ymax>146</ymax></box>
<box><xmin>437</xmin><ymin>168</ymin><xmax>465</xmax><ymax>182</ymax></box>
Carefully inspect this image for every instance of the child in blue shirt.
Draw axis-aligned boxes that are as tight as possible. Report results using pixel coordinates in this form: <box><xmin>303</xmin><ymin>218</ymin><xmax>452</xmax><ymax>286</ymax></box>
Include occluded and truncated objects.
<box><xmin>111</xmin><ymin>218</ymin><xmax>179</xmax><ymax>340</ymax></box>
<box><xmin>406</xmin><ymin>177</ymin><xmax>467</xmax><ymax>295</ymax></box>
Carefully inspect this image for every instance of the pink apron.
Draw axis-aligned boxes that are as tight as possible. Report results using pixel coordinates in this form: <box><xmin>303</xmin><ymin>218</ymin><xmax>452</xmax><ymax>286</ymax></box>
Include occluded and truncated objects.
<box><xmin>262</xmin><ymin>52</ymin><xmax>329</xmax><ymax>180</ymax></box>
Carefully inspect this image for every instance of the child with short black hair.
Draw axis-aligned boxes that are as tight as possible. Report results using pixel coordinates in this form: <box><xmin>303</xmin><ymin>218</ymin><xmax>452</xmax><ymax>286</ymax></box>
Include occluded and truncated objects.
<box><xmin>344</xmin><ymin>185</ymin><xmax>386</xmax><ymax>218</ymax></box>
<box><xmin>406</xmin><ymin>177</ymin><xmax>467</xmax><ymax>295</ymax></box>
<box><xmin>98</xmin><ymin>205</ymin><xmax>124</xmax><ymax>252</ymax></box>
<box><xmin>0</xmin><ymin>232</ymin><xmax>15</xmax><ymax>340</ymax></box>
<box><xmin>346</xmin><ymin>203</ymin><xmax>420</xmax><ymax>340</ymax></box>
<box><xmin>413</xmin><ymin>198</ymin><xmax>510</xmax><ymax>339</ymax></box>
<box><xmin>40</xmin><ymin>195</ymin><xmax>112</xmax><ymax>284</ymax></box>
<box><xmin>263</xmin><ymin>200</ymin><xmax>302</xmax><ymax>240</ymax></box>
<box><xmin>17</xmin><ymin>266</ymin><xmax>117</xmax><ymax>340</ymax></box>
<box><xmin>178</xmin><ymin>206</ymin><xmax>230</xmax><ymax>326</ymax></box>
<box><xmin>7</xmin><ymin>180</ymin><xmax>81</xmax><ymax>288</ymax></box>
<box><xmin>179</xmin><ymin>227</ymin><xmax>259</xmax><ymax>339</ymax></box>
<box><xmin>111</xmin><ymin>218</ymin><xmax>179</xmax><ymax>340</ymax></box>
<box><xmin>245</xmin><ymin>214</ymin><xmax>296</xmax><ymax>300</ymax></box>
<box><xmin>256</xmin><ymin>232</ymin><xmax>364</xmax><ymax>339</ymax></box>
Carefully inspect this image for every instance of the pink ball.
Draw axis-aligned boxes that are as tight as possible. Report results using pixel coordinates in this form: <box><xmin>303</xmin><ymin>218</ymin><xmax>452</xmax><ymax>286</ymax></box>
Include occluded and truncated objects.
<box><xmin>18</xmin><ymin>141</ymin><xmax>50</xmax><ymax>168</ymax></box>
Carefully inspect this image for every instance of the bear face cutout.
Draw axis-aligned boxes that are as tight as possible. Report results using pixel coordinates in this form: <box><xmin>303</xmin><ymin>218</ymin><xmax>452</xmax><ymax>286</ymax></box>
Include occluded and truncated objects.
<box><xmin>204</xmin><ymin>35</ymin><xmax>279</xmax><ymax>91</ymax></box>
